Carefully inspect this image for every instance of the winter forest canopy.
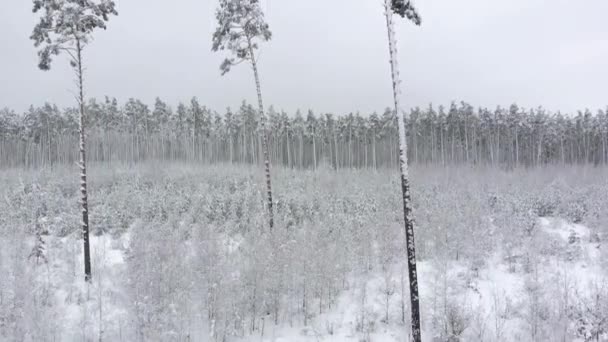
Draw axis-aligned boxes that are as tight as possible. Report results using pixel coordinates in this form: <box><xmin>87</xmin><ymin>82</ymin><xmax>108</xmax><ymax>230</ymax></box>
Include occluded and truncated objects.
<box><xmin>1</xmin><ymin>0</ymin><xmax>608</xmax><ymax>342</ymax></box>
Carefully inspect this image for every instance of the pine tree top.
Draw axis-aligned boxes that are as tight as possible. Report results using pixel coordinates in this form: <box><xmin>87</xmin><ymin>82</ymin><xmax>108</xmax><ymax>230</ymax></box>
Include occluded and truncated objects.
<box><xmin>211</xmin><ymin>0</ymin><xmax>272</xmax><ymax>75</ymax></box>
<box><xmin>392</xmin><ymin>0</ymin><xmax>421</xmax><ymax>25</ymax></box>
<box><xmin>31</xmin><ymin>0</ymin><xmax>118</xmax><ymax>70</ymax></box>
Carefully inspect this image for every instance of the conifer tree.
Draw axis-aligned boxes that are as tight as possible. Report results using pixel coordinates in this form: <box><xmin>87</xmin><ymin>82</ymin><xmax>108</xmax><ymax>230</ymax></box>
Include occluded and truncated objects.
<box><xmin>31</xmin><ymin>0</ymin><xmax>117</xmax><ymax>282</ymax></box>
<box><xmin>212</xmin><ymin>0</ymin><xmax>275</xmax><ymax>229</ymax></box>
<box><xmin>383</xmin><ymin>0</ymin><xmax>422</xmax><ymax>340</ymax></box>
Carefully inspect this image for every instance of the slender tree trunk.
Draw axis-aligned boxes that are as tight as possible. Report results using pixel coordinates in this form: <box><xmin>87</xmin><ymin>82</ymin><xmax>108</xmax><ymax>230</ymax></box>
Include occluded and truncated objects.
<box><xmin>440</xmin><ymin>129</ymin><xmax>445</xmax><ymax>165</ymax></box>
<box><xmin>489</xmin><ymin>130</ymin><xmax>494</xmax><ymax>165</ymax></box>
<box><xmin>451</xmin><ymin>129</ymin><xmax>455</xmax><ymax>163</ymax></box>
<box><xmin>364</xmin><ymin>136</ymin><xmax>368</xmax><ymax>168</ymax></box>
<box><xmin>334</xmin><ymin>133</ymin><xmax>339</xmax><ymax>170</ymax></box>
<box><xmin>286</xmin><ymin>132</ymin><xmax>291</xmax><ymax>168</ymax></box>
<box><xmin>384</xmin><ymin>4</ymin><xmax>421</xmax><ymax>341</ymax></box>
<box><xmin>372</xmin><ymin>131</ymin><xmax>377</xmax><ymax>170</ymax></box>
<box><xmin>516</xmin><ymin>131</ymin><xmax>519</xmax><ymax>167</ymax></box>
<box><xmin>248</xmin><ymin>40</ymin><xmax>274</xmax><ymax>230</ymax></box>
<box><xmin>229</xmin><ymin>132</ymin><xmax>234</xmax><ymax>164</ymax></box>
<box><xmin>430</xmin><ymin>124</ymin><xmax>435</xmax><ymax>163</ymax></box>
<box><xmin>299</xmin><ymin>133</ymin><xmax>304</xmax><ymax>169</ymax></box>
<box><xmin>348</xmin><ymin>127</ymin><xmax>353</xmax><ymax>168</ymax></box>
<box><xmin>561</xmin><ymin>138</ymin><xmax>565</xmax><ymax>165</ymax></box>
<box><xmin>495</xmin><ymin>127</ymin><xmax>500</xmax><ymax>165</ymax></box>
<box><xmin>312</xmin><ymin>132</ymin><xmax>317</xmax><ymax>169</ymax></box>
<box><xmin>76</xmin><ymin>38</ymin><xmax>92</xmax><ymax>282</ymax></box>
<box><xmin>537</xmin><ymin>134</ymin><xmax>543</xmax><ymax>166</ymax></box>
<box><xmin>570</xmin><ymin>140</ymin><xmax>574</xmax><ymax>164</ymax></box>
<box><xmin>602</xmin><ymin>135</ymin><xmax>606</xmax><ymax>165</ymax></box>
<box><xmin>413</xmin><ymin>123</ymin><xmax>418</xmax><ymax>164</ymax></box>
<box><xmin>464</xmin><ymin>117</ymin><xmax>469</xmax><ymax>162</ymax></box>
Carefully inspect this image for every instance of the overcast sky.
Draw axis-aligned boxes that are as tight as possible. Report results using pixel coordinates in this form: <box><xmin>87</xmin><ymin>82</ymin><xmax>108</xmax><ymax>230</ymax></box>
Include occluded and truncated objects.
<box><xmin>1</xmin><ymin>0</ymin><xmax>607</xmax><ymax>115</ymax></box>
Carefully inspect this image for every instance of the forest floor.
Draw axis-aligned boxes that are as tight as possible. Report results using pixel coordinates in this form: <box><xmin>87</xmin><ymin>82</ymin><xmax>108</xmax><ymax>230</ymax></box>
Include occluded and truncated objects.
<box><xmin>35</xmin><ymin>216</ymin><xmax>605</xmax><ymax>342</ymax></box>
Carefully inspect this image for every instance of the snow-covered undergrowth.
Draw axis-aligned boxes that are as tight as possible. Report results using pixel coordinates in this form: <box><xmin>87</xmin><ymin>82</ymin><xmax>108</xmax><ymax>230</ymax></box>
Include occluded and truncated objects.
<box><xmin>0</xmin><ymin>163</ymin><xmax>607</xmax><ymax>341</ymax></box>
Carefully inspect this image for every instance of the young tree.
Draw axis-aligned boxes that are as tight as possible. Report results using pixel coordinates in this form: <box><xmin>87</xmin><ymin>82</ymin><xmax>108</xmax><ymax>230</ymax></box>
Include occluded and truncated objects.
<box><xmin>212</xmin><ymin>0</ymin><xmax>275</xmax><ymax>229</ymax></box>
<box><xmin>31</xmin><ymin>0</ymin><xmax>117</xmax><ymax>282</ymax></box>
<box><xmin>383</xmin><ymin>0</ymin><xmax>422</xmax><ymax>340</ymax></box>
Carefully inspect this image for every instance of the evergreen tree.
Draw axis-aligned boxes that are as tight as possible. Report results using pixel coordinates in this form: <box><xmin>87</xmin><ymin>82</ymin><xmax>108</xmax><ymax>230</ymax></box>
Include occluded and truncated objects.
<box><xmin>383</xmin><ymin>0</ymin><xmax>422</xmax><ymax>340</ymax></box>
<box><xmin>306</xmin><ymin>110</ymin><xmax>318</xmax><ymax>169</ymax></box>
<box><xmin>124</xmin><ymin>98</ymin><xmax>149</xmax><ymax>134</ymax></box>
<box><xmin>0</xmin><ymin>108</ymin><xmax>19</xmax><ymax>138</ymax></box>
<box><xmin>212</xmin><ymin>0</ymin><xmax>275</xmax><ymax>229</ymax></box>
<box><xmin>190</xmin><ymin>97</ymin><xmax>203</xmax><ymax>141</ymax></box>
<box><xmin>175</xmin><ymin>102</ymin><xmax>188</xmax><ymax>134</ymax></box>
<box><xmin>152</xmin><ymin>97</ymin><xmax>171</xmax><ymax>135</ymax></box>
<box><xmin>30</xmin><ymin>0</ymin><xmax>117</xmax><ymax>281</ymax></box>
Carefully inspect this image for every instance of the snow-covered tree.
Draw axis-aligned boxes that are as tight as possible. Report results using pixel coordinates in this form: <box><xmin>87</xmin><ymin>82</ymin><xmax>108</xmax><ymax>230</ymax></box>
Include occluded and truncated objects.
<box><xmin>151</xmin><ymin>97</ymin><xmax>171</xmax><ymax>135</ymax></box>
<box><xmin>383</xmin><ymin>0</ymin><xmax>422</xmax><ymax>340</ymax></box>
<box><xmin>31</xmin><ymin>0</ymin><xmax>117</xmax><ymax>281</ymax></box>
<box><xmin>212</xmin><ymin>0</ymin><xmax>275</xmax><ymax>229</ymax></box>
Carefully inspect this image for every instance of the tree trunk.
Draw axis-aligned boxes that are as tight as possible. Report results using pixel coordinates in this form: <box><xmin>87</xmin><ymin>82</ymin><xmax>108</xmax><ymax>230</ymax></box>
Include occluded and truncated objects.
<box><xmin>561</xmin><ymin>138</ymin><xmax>565</xmax><ymax>164</ymax></box>
<box><xmin>372</xmin><ymin>132</ymin><xmax>377</xmax><ymax>170</ymax></box>
<box><xmin>286</xmin><ymin>132</ymin><xmax>291</xmax><ymax>168</ymax></box>
<box><xmin>76</xmin><ymin>38</ymin><xmax>92</xmax><ymax>282</ymax></box>
<box><xmin>312</xmin><ymin>132</ymin><xmax>317</xmax><ymax>169</ymax></box>
<box><xmin>248</xmin><ymin>40</ymin><xmax>274</xmax><ymax>230</ymax></box>
<box><xmin>350</xmin><ymin>129</ymin><xmax>354</xmax><ymax>168</ymax></box>
<box><xmin>537</xmin><ymin>134</ymin><xmax>543</xmax><ymax>166</ymax></box>
<box><xmin>516</xmin><ymin>130</ymin><xmax>519</xmax><ymax>167</ymax></box>
<box><xmin>229</xmin><ymin>132</ymin><xmax>234</xmax><ymax>164</ymax></box>
<box><xmin>496</xmin><ymin>126</ymin><xmax>501</xmax><ymax>166</ymax></box>
<box><xmin>299</xmin><ymin>133</ymin><xmax>304</xmax><ymax>169</ymax></box>
<box><xmin>334</xmin><ymin>133</ymin><xmax>339</xmax><ymax>170</ymax></box>
<box><xmin>440</xmin><ymin>129</ymin><xmax>445</xmax><ymax>165</ymax></box>
<box><xmin>602</xmin><ymin>136</ymin><xmax>606</xmax><ymax>165</ymax></box>
<box><xmin>464</xmin><ymin>117</ymin><xmax>469</xmax><ymax>162</ymax></box>
<box><xmin>384</xmin><ymin>4</ymin><xmax>421</xmax><ymax>341</ymax></box>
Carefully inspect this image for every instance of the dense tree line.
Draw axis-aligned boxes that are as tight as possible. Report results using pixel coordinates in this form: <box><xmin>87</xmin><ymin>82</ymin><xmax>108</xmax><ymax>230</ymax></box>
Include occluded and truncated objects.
<box><xmin>1</xmin><ymin>100</ymin><xmax>606</xmax><ymax>169</ymax></box>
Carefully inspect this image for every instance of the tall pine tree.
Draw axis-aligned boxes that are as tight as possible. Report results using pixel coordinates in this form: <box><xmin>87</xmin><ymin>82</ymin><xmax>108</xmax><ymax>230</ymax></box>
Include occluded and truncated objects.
<box><xmin>384</xmin><ymin>0</ymin><xmax>422</xmax><ymax>340</ymax></box>
<box><xmin>31</xmin><ymin>0</ymin><xmax>117</xmax><ymax>282</ymax></box>
<box><xmin>212</xmin><ymin>0</ymin><xmax>275</xmax><ymax>229</ymax></box>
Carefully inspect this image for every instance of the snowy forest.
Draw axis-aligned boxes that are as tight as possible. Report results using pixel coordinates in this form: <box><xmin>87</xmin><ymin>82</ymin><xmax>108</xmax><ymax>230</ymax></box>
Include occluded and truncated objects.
<box><xmin>1</xmin><ymin>0</ymin><xmax>607</xmax><ymax>341</ymax></box>
<box><xmin>2</xmin><ymin>101</ymin><xmax>608</xmax><ymax>169</ymax></box>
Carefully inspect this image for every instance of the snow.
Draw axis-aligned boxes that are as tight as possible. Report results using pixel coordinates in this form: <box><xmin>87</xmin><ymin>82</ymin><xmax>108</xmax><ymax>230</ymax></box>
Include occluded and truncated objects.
<box><xmin>197</xmin><ymin>219</ymin><xmax>597</xmax><ymax>342</ymax></box>
<box><xmin>540</xmin><ymin>217</ymin><xmax>590</xmax><ymax>241</ymax></box>
<box><xmin>33</xmin><ymin>232</ymin><xmax>131</xmax><ymax>342</ymax></box>
<box><xmin>245</xmin><ymin>217</ymin><xmax>606</xmax><ymax>342</ymax></box>
<box><xmin>1</xmin><ymin>165</ymin><xmax>606</xmax><ymax>341</ymax></box>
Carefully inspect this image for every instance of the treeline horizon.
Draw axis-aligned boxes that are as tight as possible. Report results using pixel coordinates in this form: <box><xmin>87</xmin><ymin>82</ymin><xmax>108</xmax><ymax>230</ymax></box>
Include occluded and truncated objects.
<box><xmin>1</xmin><ymin>97</ymin><xmax>607</xmax><ymax>169</ymax></box>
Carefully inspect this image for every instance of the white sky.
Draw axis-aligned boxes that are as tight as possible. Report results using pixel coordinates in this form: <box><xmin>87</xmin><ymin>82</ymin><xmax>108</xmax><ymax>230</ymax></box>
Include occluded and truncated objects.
<box><xmin>1</xmin><ymin>0</ymin><xmax>607</xmax><ymax>114</ymax></box>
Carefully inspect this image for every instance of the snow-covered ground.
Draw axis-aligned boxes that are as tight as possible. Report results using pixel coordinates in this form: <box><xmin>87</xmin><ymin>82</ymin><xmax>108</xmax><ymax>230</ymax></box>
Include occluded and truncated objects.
<box><xmin>34</xmin><ymin>217</ymin><xmax>606</xmax><ymax>342</ymax></box>
<box><xmin>1</xmin><ymin>165</ymin><xmax>607</xmax><ymax>341</ymax></box>
<box><xmin>255</xmin><ymin>217</ymin><xmax>606</xmax><ymax>342</ymax></box>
